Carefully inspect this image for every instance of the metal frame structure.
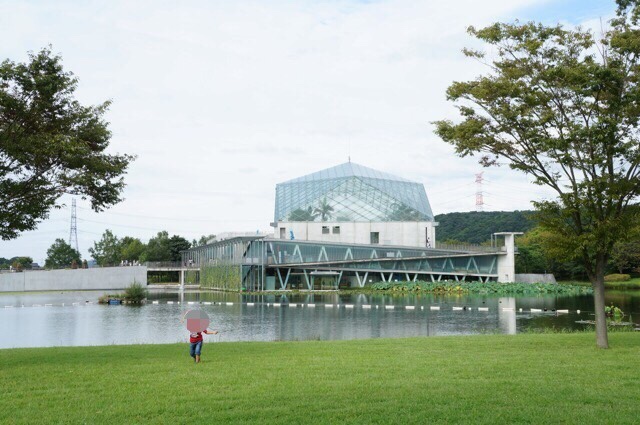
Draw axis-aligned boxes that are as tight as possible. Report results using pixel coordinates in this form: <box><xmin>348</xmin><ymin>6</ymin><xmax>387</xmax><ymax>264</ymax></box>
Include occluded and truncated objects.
<box><xmin>182</xmin><ymin>237</ymin><xmax>503</xmax><ymax>291</ymax></box>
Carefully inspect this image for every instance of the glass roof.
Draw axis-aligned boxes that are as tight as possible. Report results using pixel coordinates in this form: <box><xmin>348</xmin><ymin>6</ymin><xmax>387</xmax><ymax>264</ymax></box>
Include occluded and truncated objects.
<box><xmin>275</xmin><ymin>162</ymin><xmax>434</xmax><ymax>222</ymax></box>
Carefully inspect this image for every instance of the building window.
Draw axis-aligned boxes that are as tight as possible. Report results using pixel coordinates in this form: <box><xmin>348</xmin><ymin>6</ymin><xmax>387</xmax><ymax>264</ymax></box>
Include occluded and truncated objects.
<box><xmin>322</xmin><ymin>226</ymin><xmax>330</xmax><ymax>234</ymax></box>
<box><xmin>280</xmin><ymin>227</ymin><xmax>286</xmax><ymax>239</ymax></box>
<box><xmin>370</xmin><ymin>232</ymin><xmax>379</xmax><ymax>244</ymax></box>
<box><xmin>332</xmin><ymin>226</ymin><xmax>340</xmax><ymax>234</ymax></box>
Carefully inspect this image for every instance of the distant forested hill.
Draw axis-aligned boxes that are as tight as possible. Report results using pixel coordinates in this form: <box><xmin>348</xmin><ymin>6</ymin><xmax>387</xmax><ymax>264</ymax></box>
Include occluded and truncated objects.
<box><xmin>434</xmin><ymin>211</ymin><xmax>536</xmax><ymax>244</ymax></box>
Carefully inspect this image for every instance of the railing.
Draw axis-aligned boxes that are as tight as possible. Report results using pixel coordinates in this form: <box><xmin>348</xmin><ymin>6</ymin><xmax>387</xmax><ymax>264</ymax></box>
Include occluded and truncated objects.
<box><xmin>144</xmin><ymin>261</ymin><xmax>199</xmax><ymax>269</ymax></box>
<box><xmin>433</xmin><ymin>242</ymin><xmax>502</xmax><ymax>253</ymax></box>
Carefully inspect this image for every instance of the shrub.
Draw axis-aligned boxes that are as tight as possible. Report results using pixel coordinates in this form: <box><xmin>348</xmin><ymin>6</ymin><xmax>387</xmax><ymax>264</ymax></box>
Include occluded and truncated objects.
<box><xmin>124</xmin><ymin>281</ymin><xmax>148</xmax><ymax>304</ymax></box>
<box><xmin>604</xmin><ymin>274</ymin><xmax>631</xmax><ymax>282</ymax></box>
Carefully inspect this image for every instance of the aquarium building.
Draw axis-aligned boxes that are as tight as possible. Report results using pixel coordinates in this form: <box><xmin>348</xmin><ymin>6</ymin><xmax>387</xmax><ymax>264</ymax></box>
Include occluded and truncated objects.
<box><xmin>182</xmin><ymin>162</ymin><xmax>518</xmax><ymax>291</ymax></box>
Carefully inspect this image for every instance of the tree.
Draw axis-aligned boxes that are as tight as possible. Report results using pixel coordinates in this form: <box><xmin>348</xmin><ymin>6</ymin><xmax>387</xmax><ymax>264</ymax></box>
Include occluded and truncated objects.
<box><xmin>9</xmin><ymin>256</ymin><xmax>33</xmax><ymax>270</ymax></box>
<box><xmin>193</xmin><ymin>234</ymin><xmax>216</xmax><ymax>247</ymax></box>
<box><xmin>435</xmin><ymin>211</ymin><xmax>536</xmax><ymax>244</ymax></box>
<box><xmin>386</xmin><ymin>203</ymin><xmax>424</xmax><ymax>221</ymax></box>
<box><xmin>89</xmin><ymin>229</ymin><xmax>121</xmax><ymax>266</ymax></box>
<box><xmin>288</xmin><ymin>206</ymin><xmax>318</xmax><ymax>221</ymax></box>
<box><xmin>45</xmin><ymin>238</ymin><xmax>81</xmax><ymax>269</ymax></box>
<box><xmin>433</xmin><ymin>2</ymin><xmax>640</xmax><ymax>348</ymax></box>
<box><xmin>611</xmin><ymin>240</ymin><xmax>640</xmax><ymax>273</ymax></box>
<box><xmin>120</xmin><ymin>236</ymin><xmax>145</xmax><ymax>262</ymax></box>
<box><xmin>0</xmin><ymin>47</ymin><xmax>134</xmax><ymax>240</ymax></box>
<box><xmin>313</xmin><ymin>198</ymin><xmax>334</xmax><ymax>222</ymax></box>
<box><xmin>141</xmin><ymin>231</ymin><xmax>172</xmax><ymax>262</ymax></box>
<box><xmin>169</xmin><ymin>235</ymin><xmax>191</xmax><ymax>262</ymax></box>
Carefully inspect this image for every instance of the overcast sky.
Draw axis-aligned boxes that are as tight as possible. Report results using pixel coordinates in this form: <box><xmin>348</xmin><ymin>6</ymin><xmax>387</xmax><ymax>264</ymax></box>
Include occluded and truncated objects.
<box><xmin>0</xmin><ymin>0</ymin><xmax>615</xmax><ymax>264</ymax></box>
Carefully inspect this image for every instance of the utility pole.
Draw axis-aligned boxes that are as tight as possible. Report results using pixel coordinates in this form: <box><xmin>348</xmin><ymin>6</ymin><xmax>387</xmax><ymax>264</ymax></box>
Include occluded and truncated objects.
<box><xmin>69</xmin><ymin>198</ymin><xmax>79</xmax><ymax>252</ymax></box>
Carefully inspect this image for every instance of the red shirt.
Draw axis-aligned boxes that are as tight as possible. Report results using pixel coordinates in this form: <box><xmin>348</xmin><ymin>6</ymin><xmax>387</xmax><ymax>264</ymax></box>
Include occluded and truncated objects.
<box><xmin>189</xmin><ymin>332</ymin><xmax>203</xmax><ymax>343</ymax></box>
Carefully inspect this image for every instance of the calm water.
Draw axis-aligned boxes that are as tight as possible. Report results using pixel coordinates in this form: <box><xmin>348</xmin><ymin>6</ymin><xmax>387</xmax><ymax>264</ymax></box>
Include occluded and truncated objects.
<box><xmin>1</xmin><ymin>289</ymin><xmax>638</xmax><ymax>349</ymax></box>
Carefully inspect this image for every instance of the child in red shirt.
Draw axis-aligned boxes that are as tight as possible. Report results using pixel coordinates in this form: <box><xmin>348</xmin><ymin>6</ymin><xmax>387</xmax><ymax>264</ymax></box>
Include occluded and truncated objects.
<box><xmin>189</xmin><ymin>329</ymin><xmax>218</xmax><ymax>363</ymax></box>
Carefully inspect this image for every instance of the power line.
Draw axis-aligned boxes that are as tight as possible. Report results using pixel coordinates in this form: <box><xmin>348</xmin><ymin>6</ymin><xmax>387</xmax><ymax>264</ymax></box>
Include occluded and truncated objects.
<box><xmin>75</xmin><ymin>206</ymin><xmax>266</xmax><ymax>222</ymax></box>
<box><xmin>475</xmin><ymin>172</ymin><xmax>484</xmax><ymax>212</ymax></box>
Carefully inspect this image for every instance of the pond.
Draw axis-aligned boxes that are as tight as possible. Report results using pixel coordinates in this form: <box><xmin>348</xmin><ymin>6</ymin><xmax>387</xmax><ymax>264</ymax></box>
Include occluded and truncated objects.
<box><xmin>1</xmin><ymin>289</ymin><xmax>638</xmax><ymax>349</ymax></box>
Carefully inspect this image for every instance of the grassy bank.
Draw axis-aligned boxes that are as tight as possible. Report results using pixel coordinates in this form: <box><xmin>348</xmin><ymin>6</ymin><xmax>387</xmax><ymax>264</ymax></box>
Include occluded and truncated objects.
<box><xmin>559</xmin><ymin>278</ymin><xmax>640</xmax><ymax>290</ymax></box>
<box><xmin>1</xmin><ymin>333</ymin><xmax>639</xmax><ymax>424</ymax></box>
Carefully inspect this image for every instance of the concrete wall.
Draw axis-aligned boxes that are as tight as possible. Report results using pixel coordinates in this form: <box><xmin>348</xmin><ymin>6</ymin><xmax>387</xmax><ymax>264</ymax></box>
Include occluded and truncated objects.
<box><xmin>0</xmin><ymin>266</ymin><xmax>147</xmax><ymax>292</ymax></box>
<box><xmin>274</xmin><ymin>221</ymin><xmax>437</xmax><ymax>248</ymax></box>
<box><xmin>496</xmin><ymin>234</ymin><xmax>517</xmax><ymax>282</ymax></box>
<box><xmin>514</xmin><ymin>274</ymin><xmax>557</xmax><ymax>284</ymax></box>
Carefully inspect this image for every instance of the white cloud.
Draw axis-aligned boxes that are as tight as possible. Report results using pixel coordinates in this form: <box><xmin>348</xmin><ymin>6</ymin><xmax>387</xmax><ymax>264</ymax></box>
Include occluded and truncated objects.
<box><xmin>0</xmin><ymin>0</ymin><xmax>581</xmax><ymax>262</ymax></box>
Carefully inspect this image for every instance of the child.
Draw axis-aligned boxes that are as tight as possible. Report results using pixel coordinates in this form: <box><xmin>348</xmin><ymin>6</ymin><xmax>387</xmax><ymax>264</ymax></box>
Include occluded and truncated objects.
<box><xmin>189</xmin><ymin>328</ymin><xmax>218</xmax><ymax>363</ymax></box>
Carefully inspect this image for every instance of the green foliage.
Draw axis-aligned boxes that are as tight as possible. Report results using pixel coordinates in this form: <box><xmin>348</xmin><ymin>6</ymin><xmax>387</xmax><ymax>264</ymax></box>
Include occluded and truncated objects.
<box><xmin>200</xmin><ymin>263</ymin><xmax>241</xmax><ymax>291</ymax></box>
<box><xmin>123</xmin><ymin>281</ymin><xmax>148</xmax><ymax>303</ymax></box>
<box><xmin>288</xmin><ymin>206</ymin><xmax>317</xmax><ymax>221</ymax></box>
<box><xmin>0</xmin><ymin>47</ymin><xmax>134</xmax><ymax>240</ymax></box>
<box><xmin>369</xmin><ymin>280</ymin><xmax>591</xmax><ymax>295</ymax></box>
<box><xmin>169</xmin><ymin>235</ymin><xmax>191</xmax><ymax>262</ymax></box>
<box><xmin>515</xmin><ymin>227</ymin><xmax>588</xmax><ymax>280</ymax></box>
<box><xmin>434</xmin><ymin>17</ymin><xmax>640</xmax><ymax>279</ymax></box>
<box><xmin>185</xmin><ymin>270</ymin><xmax>199</xmax><ymax>284</ymax></box>
<box><xmin>45</xmin><ymin>238</ymin><xmax>81</xmax><ymax>269</ymax></box>
<box><xmin>0</xmin><ymin>256</ymin><xmax>34</xmax><ymax>270</ymax></box>
<box><xmin>139</xmin><ymin>231</ymin><xmax>191</xmax><ymax>262</ymax></box>
<box><xmin>147</xmin><ymin>272</ymin><xmax>179</xmax><ymax>284</ymax></box>
<box><xmin>313</xmin><ymin>198</ymin><xmax>334</xmax><ymax>222</ymax></box>
<box><xmin>604</xmin><ymin>274</ymin><xmax>631</xmax><ymax>282</ymax></box>
<box><xmin>119</xmin><ymin>236</ymin><xmax>145</xmax><ymax>262</ymax></box>
<box><xmin>386</xmin><ymin>203</ymin><xmax>424</xmax><ymax>221</ymax></box>
<box><xmin>89</xmin><ymin>229</ymin><xmax>121</xmax><ymax>266</ymax></box>
<box><xmin>192</xmin><ymin>234</ymin><xmax>216</xmax><ymax>247</ymax></box>
<box><xmin>435</xmin><ymin>211</ymin><xmax>535</xmax><ymax>244</ymax></box>
<box><xmin>141</xmin><ymin>231</ymin><xmax>171</xmax><ymax>262</ymax></box>
<box><xmin>605</xmin><ymin>304</ymin><xmax>625</xmax><ymax>319</ymax></box>
<box><xmin>433</xmin><ymin>6</ymin><xmax>640</xmax><ymax>346</ymax></box>
<box><xmin>610</xmin><ymin>239</ymin><xmax>640</xmax><ymax>274</ymax></box>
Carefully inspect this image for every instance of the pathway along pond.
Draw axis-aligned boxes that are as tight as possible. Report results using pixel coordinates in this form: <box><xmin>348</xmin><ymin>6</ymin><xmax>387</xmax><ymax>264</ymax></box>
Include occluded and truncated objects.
<box><xmin>1</xmin><ymin>289</ymin><xmax>639</xmax><ymax>349</ymax></box>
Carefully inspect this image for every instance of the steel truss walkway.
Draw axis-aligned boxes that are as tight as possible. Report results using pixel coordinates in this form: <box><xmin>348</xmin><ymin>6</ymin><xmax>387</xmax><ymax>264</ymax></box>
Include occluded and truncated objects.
<box><xmin>183</xmin><ymin>237</ymin><xmax>506</xmax><ymax>291</ymax></box>
<box><xmin>258</xmin><ymin>239</ymin><xmax>503</xmax><ymax>290</ymax></box>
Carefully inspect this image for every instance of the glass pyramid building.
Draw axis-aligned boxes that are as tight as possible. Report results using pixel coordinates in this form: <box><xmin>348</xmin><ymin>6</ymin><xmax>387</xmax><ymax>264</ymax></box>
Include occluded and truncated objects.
<box><xmin>275</xmin><ymin>162</ymin><xmax>434</xmax><ymax>223</ymax></box>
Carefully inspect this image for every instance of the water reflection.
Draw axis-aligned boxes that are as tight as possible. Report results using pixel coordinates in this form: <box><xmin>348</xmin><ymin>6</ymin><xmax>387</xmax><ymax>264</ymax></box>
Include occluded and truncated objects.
<box><xmin>498</xmin><ymin>297</ymin><xmax>516</xmax><ymax>335</ymax></box>
<box><xmin>0</xmin><ymin>289</ymin><xmax>637</xmax><ymax>349</ymax></box>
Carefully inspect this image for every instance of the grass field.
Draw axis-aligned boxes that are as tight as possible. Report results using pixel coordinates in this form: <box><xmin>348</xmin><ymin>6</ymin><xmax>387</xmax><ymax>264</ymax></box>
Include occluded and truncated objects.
<box><xmin>1</xmin><ymin>333</ymin><xmax>639</xmax><ymax>424</ymax></box>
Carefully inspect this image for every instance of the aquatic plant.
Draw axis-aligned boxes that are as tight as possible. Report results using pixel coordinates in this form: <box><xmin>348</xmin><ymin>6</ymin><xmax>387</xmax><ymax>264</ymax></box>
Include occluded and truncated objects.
<box><xmin>124</xmin><ymin>281</ymin><xmax>148</xmax><ymax>304</ymax></box>
<box><xmin>369</xmin><ymin>280</ymin><xmax>592</xmax><ymax>295</ymax></box>
<box><xmin>605</xmin><ymin>304</ymin><xmax>625</xmax><ymax>319</ymax></box>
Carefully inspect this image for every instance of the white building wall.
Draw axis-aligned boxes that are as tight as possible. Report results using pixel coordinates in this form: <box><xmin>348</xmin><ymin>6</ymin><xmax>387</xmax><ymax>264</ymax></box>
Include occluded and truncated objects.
<box><xmin>274</xmin><ymin>221</ymin><xmax>437</xmax><ymax>248</ymax></box>
<box><xmin>0</xmin><ymin>266</ymin><xmax>147</xmax><ymax>292</ymax></box>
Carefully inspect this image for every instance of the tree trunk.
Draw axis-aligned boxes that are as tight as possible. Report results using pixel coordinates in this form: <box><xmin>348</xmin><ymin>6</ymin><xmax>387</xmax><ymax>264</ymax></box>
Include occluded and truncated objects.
<box><xmin>592</xmin><ymin>259</ymin><xmax>609</xmax><ymax>349</ymax></box>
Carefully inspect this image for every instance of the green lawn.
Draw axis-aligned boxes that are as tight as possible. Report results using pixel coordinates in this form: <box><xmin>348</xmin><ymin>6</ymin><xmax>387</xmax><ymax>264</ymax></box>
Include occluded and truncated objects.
<box><xmin>1</xmin><ymin>333</ymin><xmax>639</xmax><ymax>424</ymax></box>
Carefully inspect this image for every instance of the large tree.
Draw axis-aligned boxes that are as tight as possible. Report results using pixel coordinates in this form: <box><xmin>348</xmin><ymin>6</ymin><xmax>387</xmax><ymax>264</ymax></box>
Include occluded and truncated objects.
<box><xmin>434</xmin><ymin>1</ymin><xmax>640</xmax><ymax>348</ymax></box>
<box><xmin>141</xmin><ymin>231</ymin><xmax>172</xmax><ymax>262</ymax></box>
<box><xmin>0</xmin><ymin>47</ymin><xmax>134</xmax><ymax>240</ymax></box>
<box><xmin>45</xmin><ymin>238</ymin><xmax>81</xmax><ymax>269</ymax></box>
<box><xmin>89</xmin><ymin>229</ymin><xmax>121</xmax><ymax>266</ymax></box>
<box><xmin>169</xmin><ymin>235</ymin><xmax>191</xmax><ymax>262</ymax></box>
<box><xmin>120</xmin><ymin>236</ymin><xmax>145</xmax><ymax>262</ymax></box>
